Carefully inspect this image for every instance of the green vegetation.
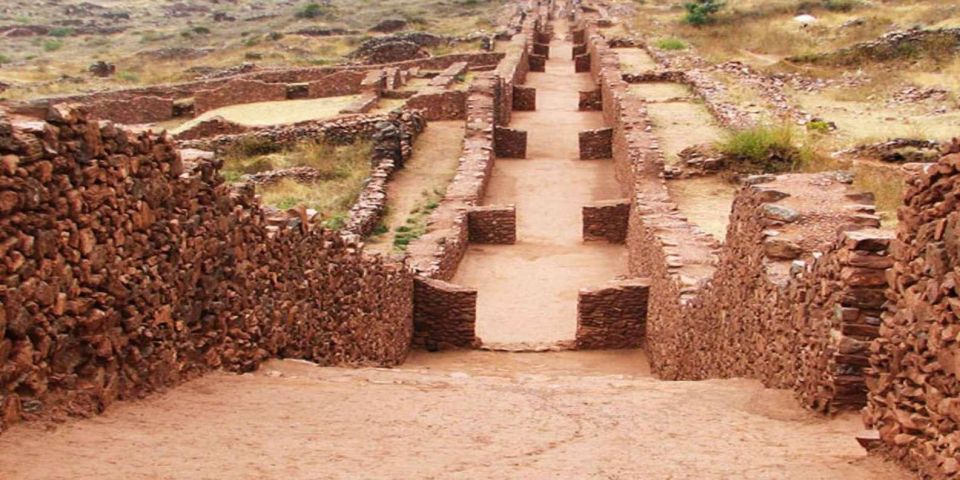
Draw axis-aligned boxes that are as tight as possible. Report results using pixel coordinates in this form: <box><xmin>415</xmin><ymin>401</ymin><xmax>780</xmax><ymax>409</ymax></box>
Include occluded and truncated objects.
<box><xmin>393</xmin><ymin>188</ymin><xmax>443</xmax><ymax>250</ymax></box>
<box><xmin>805</xmin><ymin>120</ymin><xmax>832</xmax><ymax>134</ymax></box>
<box><xmin>683</xmin><ymin>0</ymin><xmax>725</xmax><ymax>26</ymax></box>
<box><xmin>822</xmin><ymin>0</ymin><xmax>862</xmax><ymax>12</ymax></box>
<box><xmin>655</xmin><ymin>37</ymin><xmax>688</xmax><ymax>51</ymax></box>
<box><xmin>717</xmin><ymin>124</ymin><xmax>817</xmax><ymax>173</ymax></box>
<box><xmin>227</xmin><ymin>139</ymin><xmax>372</xmax><ymax>229</ymax></box>
<box><xmin>193</xmin><ymin>26</ymin><xmax>212</xmax><ymax>35</ymax></box>
<box><xmin>0</xmin><ymin>54</ymin><xmax>10</xmax><ymax>65</ymax></box>
<box><xmin>47</xmin><ymin>27</ymin><xmax>73</xmax><ymax>38</ymax></box>
<box><xmin>42</xmin><ymin>40</ymin><xmax>63</xmax><ymax>52</ymax></box>
<box><xmin>296</xmin><ymin>2</ymin><xmax>333</xmax><ymax>19</ymax></box>
<box><xmin>117</xmin><ymin>71</ymin><xmax>140</xmax><ymax>83</ymax></box>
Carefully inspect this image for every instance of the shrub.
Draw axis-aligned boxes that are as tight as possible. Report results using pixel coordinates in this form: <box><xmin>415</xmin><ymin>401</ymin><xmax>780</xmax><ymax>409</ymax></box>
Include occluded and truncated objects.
<box><xmin>806</xmin><ymin>120</ymin><xmax>832</xmax><ymax>134</ymax></box>
<box><xmin>42</xmin><ymin>40</ymin><xmax>63</xmax><ymax>52</ymax></box>
<box><xmin>0</xmin><ymin>54</ymin><xmax>10</xmax><ymax>64</ymax></box>
<box><xmin>48</xmin><ymin>27</ymin><xmax>73</xmax><ymax>38</ymax></box>
<box><xmin>718</xmin><ymin>125</ymin><xmax>811</xmax><ymax>173</ymax></box>
<box><xmin>193</xmin><ymin>26</ymin><xmax>211</xmax><ymax>35</ymax></box>
<box><xmin>296</xmin><ymin>3</ymin><xmax>330</xmax><ymax>19</ymax></box>
<box><xmin>655</xmin><ymin>37</ymin><xmax>687</xmax><ymax>50</ymax></box>
<box><xmin>822</xmin><ymin>0</ymin><xmax>861</xmax><ymax>12</ymax></box>
<box><xmin>683</xmin><ymin>0</ymin><xmax>724</xmax><ymax>26</ymax></box>
<box><xmin>117</xmin><ymin>71</ymin><xmax>140</xmax><ymax>82</ymax></box>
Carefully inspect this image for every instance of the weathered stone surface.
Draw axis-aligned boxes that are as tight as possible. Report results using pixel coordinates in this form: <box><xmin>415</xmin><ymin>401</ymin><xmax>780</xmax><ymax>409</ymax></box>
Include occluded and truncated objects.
<box><xmin>583</xmin><ymin>199</ymin><xmax>630</xmax><ymax>243</ymax></box>
<box><xmin>467</xmin><ymin>205</ymin><xmax>516</xmax><ymax>244</ymax></box>
<box><xmin>0</xmin><ymin>106</ymin><xmax>414</xmax><ymax>433</ymax></box>
<box><xmin>579</xmin><ymin>127</ymin><xmax>612</xmax><ymax>160</ymax></box>
<box><xmin>576</xmin><ymin>279</ymin><xmax>649</xmax><ymax>350</ymax></box>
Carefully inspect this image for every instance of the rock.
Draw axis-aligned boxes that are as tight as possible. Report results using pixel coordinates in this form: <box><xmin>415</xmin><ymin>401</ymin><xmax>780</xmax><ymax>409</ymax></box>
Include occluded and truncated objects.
<box><xmin>761</xmin><ymin>203</ymin><xmax>800</xmax><ymax>223</ymax></box>
<box><xmin>369</xmin><ymin>19</ymin><xmax>407</xmax><ymax>33</ymax></box>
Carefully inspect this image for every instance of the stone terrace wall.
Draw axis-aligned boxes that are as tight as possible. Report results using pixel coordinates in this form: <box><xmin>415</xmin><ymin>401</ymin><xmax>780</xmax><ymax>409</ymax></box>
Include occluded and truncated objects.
<box><xmin>20</xmin><ymin>53</ymin><xmax>506</xmax><ymax>122</ymax></box>
<box><xmin>864</xmin><ymin>145</ymin><xmax>960</xmax><ymax>479</ymax></box>
<box><xmin>194</xmin><ymin>79</ymin><xmax>288</xmax><ymax>114</ymax></box>
<box><xmin>177</xmin><ymin>114</ymin><xmax>391</xmax><ymax>151</ymax></box>
<box><xmin>405</xmin><ymin>90</ymin><xmax>468</xmax><ymax>121</ymax></box>
<box><xmin>0</xmin><ymin>106</ymin><xmax>413</xmax><ymax>432</ymax></box>
<box><xmin>343</xmin><ymin>111</ymin><xmax>426</xmax><ymax>238</ymax></box>
<box><xmin>582</xmin><ymin>199</ymin><xmax>629</xmax><ymax>243</ymax></box>
<box><xmin>581</xmin><ymin>15</ymin><xmax>894</xmax><ymax>414</ymax></box>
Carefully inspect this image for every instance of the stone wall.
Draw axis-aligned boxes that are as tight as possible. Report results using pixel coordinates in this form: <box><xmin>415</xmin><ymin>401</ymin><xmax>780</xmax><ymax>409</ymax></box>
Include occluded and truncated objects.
<box><xmin>863</xmin><ymin>144</ymin><xmax>960</xmax><ymax>479</ymax></box>
<box><xmin>343</xmin><ymin>111</ymin><xmax>426</xmax><ymax>238</ymax></box>
<box><xmin>193</xmin><ymin>79</ymin><xmax>288</xmax><ymax>114</ymax></box>
<box><xmin>173</xmin><ymin>116</ymin><xmax>250</xmax><ymax>141</ymax></box>
<box><xmin>578</xmin><ymin>89</ymin><xmax>602</xmax><ymax>111</ymax></box>
<box><xmin>306</xmin><ymin>71</ymin><xmax>367</xmax><ymax>98</ymax></box>
<box><xmin>467</xmin><ymin>205</ymin><xmax>517</xmax><ymax>244</ymax></box>
<box><xmin>412</xmin><ymin>277</ymin><xmax>477</xmax><ymax>350</ymax></box>
<box><xmin>0</xmin><ymin>105</ymin><xmax>414</xmax><ymax>432</ymax></box>
<box><xmin>576</xmin><ymin>279</ymin><xmax>649</xmax><ymax>350</ymax></box>
<box><xmin>581</xmin><ymin>16</ymin><xmax>895</xmax><ymax>415</ymax></box>
<box><xmin>579</xmin><ymin>127</ymin><xmax>612</xmax><ymax>160</ymax></box>
<box><xmin>494</xmin><ymin>126</ymin><xmax>527</xmax><ymax>158</ymax></box>
<box><xmin>177</xmin><ymin>114</ymin><xmax>390</xmax><ymax>151</ymax></box>
<box><xmin>87</xmin><ymin>96</ymin><xmax>173</xmax><ymax>125</ymax></box>
<box><xmin>405</xmin><ymin>90</ymin><xmax>468</xmax><ymax>121</ymax></box>
<box><xmin>582</xmin><ymin>199</ymin><xmax>630</xmax><ymax>243</ymax></box>
<box><xmin>513</xmin><ymin>85</ymin><xmax>536</xmax><ymax>111</ymax></box>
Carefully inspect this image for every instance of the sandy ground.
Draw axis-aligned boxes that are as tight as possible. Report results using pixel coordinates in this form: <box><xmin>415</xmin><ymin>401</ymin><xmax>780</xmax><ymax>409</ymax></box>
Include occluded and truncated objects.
<box><xmin>366</xmin><ymin>121</ymin><xmax>464</xmax><ymax>253</ymax></box>
<box><xmin>666</xmin><ymin>176</ymin><xmax>739</xmax><ymax>240</ymax></box>
<box><xmin>452</xmin><ymin>22</ymin><xmax>627</xmax><ymax>350</ymax></box>
<box><xmin>169</xmin><ymin>95</ymin><xmax>362</xmax><ymax>132</ymax></box>
<box><xmin>0</xmin><ymin>353</ymin><xmax>911</xmax><ymax>480</ymax></box>
<box><xmin>613</xmin><ymin>47</ymin><xmax>659</xmax><ymax>74</ymax></box>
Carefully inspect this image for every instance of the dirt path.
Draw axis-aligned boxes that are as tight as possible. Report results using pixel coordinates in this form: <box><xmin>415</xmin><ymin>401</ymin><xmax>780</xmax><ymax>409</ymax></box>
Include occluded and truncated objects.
<box><xmin>0</xmin><ymin>353</ymin><xmax>909</xmax><ymax>480</ymax></box>
<box><xmin>452</xmin><ymin>21</ymin><xmax>627</xmax><ymax>350</ymax></box>
<box><xmin>366</xmin><ymin>121</ymin><xmax>464</xmax><ymax>253</ymax></box>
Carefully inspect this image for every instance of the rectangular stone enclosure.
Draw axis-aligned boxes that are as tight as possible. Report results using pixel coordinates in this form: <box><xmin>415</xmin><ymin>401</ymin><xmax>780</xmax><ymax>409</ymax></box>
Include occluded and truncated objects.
<box><xmin>576</xmin><ymin>279</ymin><xmax>650</xmax><ymax>350</ymax></box>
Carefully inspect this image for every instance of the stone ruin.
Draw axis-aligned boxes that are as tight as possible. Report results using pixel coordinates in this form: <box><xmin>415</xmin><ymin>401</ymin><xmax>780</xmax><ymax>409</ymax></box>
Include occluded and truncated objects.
<box><xmin>1</xmin><ymin>1</ymin><xmax>959</xmax><ymax>478</ymax></box>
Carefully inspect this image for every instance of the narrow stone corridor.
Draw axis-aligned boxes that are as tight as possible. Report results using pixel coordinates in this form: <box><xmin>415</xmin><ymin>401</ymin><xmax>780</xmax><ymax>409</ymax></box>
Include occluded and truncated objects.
<box><xmin>453</xmin><ymin>20</ymin><xmax>627</xmax><ymax>350</ymax></box>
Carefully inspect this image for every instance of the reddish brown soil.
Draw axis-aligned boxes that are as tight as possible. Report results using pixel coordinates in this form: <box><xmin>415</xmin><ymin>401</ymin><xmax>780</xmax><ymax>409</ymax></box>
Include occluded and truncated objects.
<box><xmin>453</xmin><ymin>22</ymin><xmax>627</xmax><ymax>350</ymax></box>
<box><xmin>0</xmin><ymin>353</ymin><xmax>909</xmax><ymax>479</ymax></box>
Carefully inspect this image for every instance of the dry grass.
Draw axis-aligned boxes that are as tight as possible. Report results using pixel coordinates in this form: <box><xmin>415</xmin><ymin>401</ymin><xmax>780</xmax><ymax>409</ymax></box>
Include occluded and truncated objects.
<box><xmin>246</xmin><ymin>140</ymin><xmax>372</xmax><ymax>227</ymax></box>
<box><xmin>0</xmin><ymin>0</ymin><xmax>510</xmax><ymax>100</ymax></box>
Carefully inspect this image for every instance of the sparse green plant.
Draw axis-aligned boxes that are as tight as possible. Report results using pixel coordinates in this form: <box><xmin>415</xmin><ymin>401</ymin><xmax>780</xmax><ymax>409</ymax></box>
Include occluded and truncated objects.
<box><xmin>268</xmin><ymin>32</ymin><xmax>284</xmax><ymax>41</ymax></box>
<box><xmin>193</xmin><ymin>26</ymin><xmax>211</xmax><ymax>35</ymax></box>
<box><xmin>0</xmin><ymin>54</ymin><xmax>10</xmax><ymax>65</ymax></box>
<box><xmin>822</xmin><ymin>0</ymin><xmax>861</xmax><ymax>12</ymax></box>
<box><xmin>117</xmin><ymin>71</ymin><xmax>140</xmax><ymax>83</ymax></box>
<box><xmin>806</xmin><ymin>120</ymin><xmax>832</xmax><ymax>134</ymax></box>
<box><xmin>718</xmin><ymin>124</ymin><xmax>818</xmax><ymax>173</ymax></box>
<box><xmin>296</xmin><ymin>2</ymin><xmax>331</xmax><ymax>19</ymax></box>
<box><xmin>655</xmin><ymin>37</ymin><xmax>687</xmax><ymax>50</ymax></box>
<box><xmin>683</xmin><ymin>0</ymin><xmax>724</xmax><ymax>26</ymax></box>
<box><xmin>322</xmin><ymin>213</ymin><xmax>347</xmax><ymax>230</ymax></box>
<box><xmin>42</xmin><ymin>40</ymin><xmax>63</xmax><ymax>52</ymax></box>
<box><xmin>48</xmin><ymin>27</ymin><xmax>73</xmax><ymax>38</ymax></box>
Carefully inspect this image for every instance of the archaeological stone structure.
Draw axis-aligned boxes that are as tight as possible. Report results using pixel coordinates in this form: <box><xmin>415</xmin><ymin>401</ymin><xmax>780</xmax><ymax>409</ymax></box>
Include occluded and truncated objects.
<box><xmin>0</xmin><ymin>0</ymin><xmax>958</xmax><ymax>478</ymax></box>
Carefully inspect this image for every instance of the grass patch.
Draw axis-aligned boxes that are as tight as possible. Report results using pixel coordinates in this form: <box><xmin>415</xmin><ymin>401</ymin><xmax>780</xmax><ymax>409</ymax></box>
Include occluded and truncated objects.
<box><xmin>42</xmin><ymin>40</ymin><xmax>63</xmax><ymax>52</ymax></box>
<box><xmin>392</xmin><ymin>188</ymin><xmax>443</xmax><ymax>251</ymax></box>
<box><xmin>655</xmin><ymin>37</ymin><xmax>688</xmax><ymax>50</ymax></box>
<box><xmin>718</xmin><ymin>124</ymin><xmax>820</xmax><ymax>173</ymax></box>
<box><xmin>47</xmin><ymin>27</ymin><xmax>72</xmax><ymax>38</ymax></box>
<box><xmin>251</xmin><ymin>140</ymin><xmax>373</xmax><ymax>227</ymax></box>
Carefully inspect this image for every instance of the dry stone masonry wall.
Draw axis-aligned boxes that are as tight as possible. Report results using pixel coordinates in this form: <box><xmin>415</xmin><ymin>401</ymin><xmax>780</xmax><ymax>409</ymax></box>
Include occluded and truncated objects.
<box><xmin>0</xmin><ymin>105</ymin><xmax>414</xmax><ymax>432</ymax></box>
<box><xmin>864</xmin><ymin>143</ymin><xmax>960</xmax><ymax>479</ymax></box>
<box><xmin>578</xmin><ymin>12</ymin><xmax>895</xmax><ymax>415</ymax></box>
